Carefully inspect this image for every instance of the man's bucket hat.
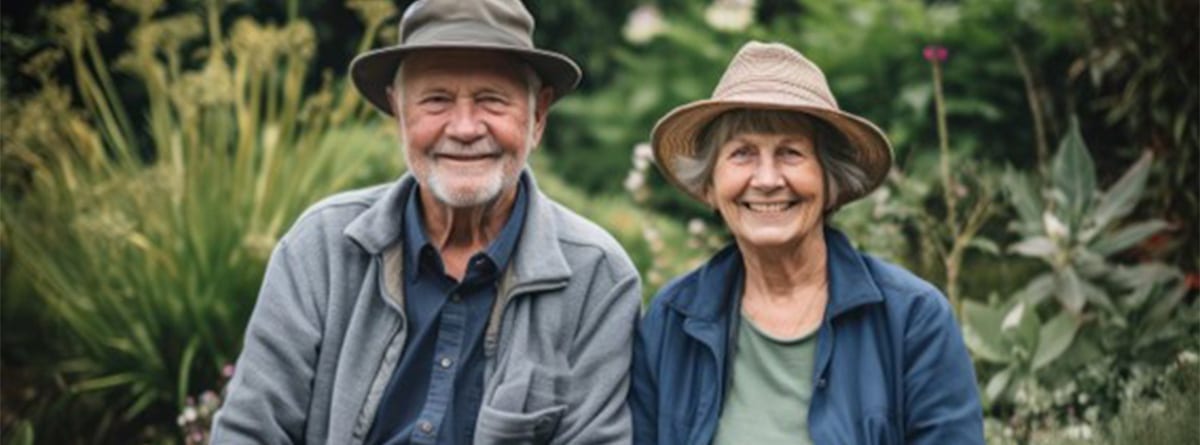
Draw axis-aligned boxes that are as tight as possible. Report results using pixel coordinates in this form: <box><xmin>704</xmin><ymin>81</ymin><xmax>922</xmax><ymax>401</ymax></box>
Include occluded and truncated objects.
<box><xmin>350</xmin><ymin>0</ymin><xmax>582</xmax><ymax>115</ymax></box>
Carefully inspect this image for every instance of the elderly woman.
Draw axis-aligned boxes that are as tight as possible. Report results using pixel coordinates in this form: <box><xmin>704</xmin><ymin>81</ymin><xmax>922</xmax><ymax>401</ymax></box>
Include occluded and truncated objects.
<box><xmin>630</xmin><ymin>42</ymin><xmax>983</xmax><ymax>445</ymax></box>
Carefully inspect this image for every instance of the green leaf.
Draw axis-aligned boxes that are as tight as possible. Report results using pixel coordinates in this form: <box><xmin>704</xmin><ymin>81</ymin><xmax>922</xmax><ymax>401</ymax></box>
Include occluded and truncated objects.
<box><xmin>968</xmin><ymin>237</ymin><xmax>1000</xmax><ymax>255</ymax></box>
<box><xmin>7</xmin><ymin>420</ymin><xmax>34</xmax><ymax>445</ymax></box>
<box><xmin>1057</xmin><ymin>267</ymin><xmax>1087</xmax><ymax>313</ymax></box>
<box><xmin>1032</xmin><ymin>312</ymin><xmax>1080</xmax><ymax>370</ymax></box>
<box><xmin>1014</xmin><ymin>273</ymin><xmax>1056</xmax><ymax>306</ymax></box>
<box><xmin>1051</xmin><ymin>117</ymin><xmax>1096</xmax><ymax>225</ymax></box>
<box><xmin>1091</xmin><ymin>151</ymin><xmax>1153</xmax><ymax>231</ymax></box>
<box><xmin>984</xmin><ymin>366</ymin><xmax>1016</xmax><ymax>406</ymax></box>
<box><xmin>1145</xmin><ymin>282</ymin><xmax>1189</xmax><ymax>325</ymax></box>
<box><xmin>1091</xmin><ymin>219</ymin><xmax>1168</xmax><ymax>256</ymax></box>
<box><xmin>962</xmin><ymin>300</ymin><xmax>1013</xmax><ymax>363</ymax></box>
<box><xmin>1002</xmin><ymin>168</ymin><xmax>1042</xmax><ymax>230</ymax></box>
<box><xmin>1009</xmin><ymin>236</ymin><xmax>1057</xmax><ymax>258</ymax></box>
<box><xmin>73</xmin><ymin>372</ymin><xmax>139</xmax><ymax>393</ymax></box>
<box><xmin>1006</xmin><ymin>302</ymin><xmax>1041</xmax><ymax>352</ymax></box>
<box><xmin>177</xmin><ymin>337</ymin><xmax>200</xmax><ymax>406</ymax></box>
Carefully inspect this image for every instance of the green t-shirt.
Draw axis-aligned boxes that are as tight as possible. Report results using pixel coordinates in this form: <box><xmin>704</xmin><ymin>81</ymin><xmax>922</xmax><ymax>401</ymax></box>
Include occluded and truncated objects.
<box><xmin>712</xmin><ymin>312</ymin><xmax>817</xmax><ymax>445</ymax></box>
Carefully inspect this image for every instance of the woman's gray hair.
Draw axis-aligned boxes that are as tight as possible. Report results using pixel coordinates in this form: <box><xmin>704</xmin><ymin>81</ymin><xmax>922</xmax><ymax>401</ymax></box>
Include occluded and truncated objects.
<box><xmin>672</xmin><ymin>109</ymin><xmax>871</xmax><ymax>212</ymax></box>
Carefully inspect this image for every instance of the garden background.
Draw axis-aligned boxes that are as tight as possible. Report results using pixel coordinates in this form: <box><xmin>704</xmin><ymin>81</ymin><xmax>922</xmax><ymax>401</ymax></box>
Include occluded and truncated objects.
<box><xmin>1</xmin><ymin>0</ymin><xmax>1197</xmax><ymax>443</ymax></box>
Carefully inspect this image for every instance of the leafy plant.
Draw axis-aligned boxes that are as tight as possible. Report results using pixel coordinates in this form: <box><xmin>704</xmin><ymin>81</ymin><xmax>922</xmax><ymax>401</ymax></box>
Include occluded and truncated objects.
<box><xmin>1003</xmin><ymin>119</ymin><xmax>1165</xmax><ymax>316</ymax></box>
<box><xmin>963</xmin><ymin>117</ymin><xmax>1197</xmax><ymax>442</ymax></box>
<box><xmin>1</xmin><ymin>1</ymin><xmax>398</xmax><ymax>440</ymax></box>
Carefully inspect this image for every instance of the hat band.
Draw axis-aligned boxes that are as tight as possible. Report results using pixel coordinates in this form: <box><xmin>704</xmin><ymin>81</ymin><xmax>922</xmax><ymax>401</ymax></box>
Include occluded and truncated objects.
<box><xmin>405</xmin><ymin>20</ymin><xmax>532</xmax><ymax>49</ymax></box>
<box><xmin>715</xmin><ymin>79</ymin><xmax>838</xmax><ymax>110</ymax></box>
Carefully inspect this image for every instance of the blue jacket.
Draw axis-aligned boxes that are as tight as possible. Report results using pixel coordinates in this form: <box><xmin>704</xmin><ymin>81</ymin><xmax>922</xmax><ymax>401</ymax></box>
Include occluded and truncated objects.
<box><xmin>631</xmin><ymin>227</ymin><xmax>983</xmax><ymax>444</ymax></box>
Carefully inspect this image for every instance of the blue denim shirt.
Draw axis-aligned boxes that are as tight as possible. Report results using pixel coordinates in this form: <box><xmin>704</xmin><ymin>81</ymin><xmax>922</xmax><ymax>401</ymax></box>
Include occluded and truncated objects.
<box><xmin>366</xmin><ymin>182</ymin><xmax>527</xmax><ymax>445</ymax></box>
<box><xmin>631</xmin><ymin>227</ymin><xmax>983</xmax><ymax>445</ymax></box>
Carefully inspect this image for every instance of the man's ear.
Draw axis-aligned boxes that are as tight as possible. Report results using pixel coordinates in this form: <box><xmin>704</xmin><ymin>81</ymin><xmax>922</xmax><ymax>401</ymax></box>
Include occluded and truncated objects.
<box><xmin>386</xmin><ymin>86</ymin><xmax>401</xmax><ymax>117</ymax></box>
<box><xmin>531</xmin><ymin>86</ymin><xmax>555</xmax><ymax>143</ymax></box>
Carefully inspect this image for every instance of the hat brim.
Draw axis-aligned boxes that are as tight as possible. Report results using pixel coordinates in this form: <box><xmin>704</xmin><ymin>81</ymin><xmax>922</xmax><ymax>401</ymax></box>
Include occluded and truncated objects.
<box><xmin>350</xmin><ymin>44</ymin><xmax>582</xmax><ymax>116</ymax></box>
<box><xmin>650</xmin><ymin>100</ymin><xmax>893</xmax><ymax>209</ymax></box>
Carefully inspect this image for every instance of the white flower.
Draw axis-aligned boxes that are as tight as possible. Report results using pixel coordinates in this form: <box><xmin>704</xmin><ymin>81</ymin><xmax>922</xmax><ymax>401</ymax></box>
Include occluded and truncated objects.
<box><xmin>632</xmin><ymin>142</ymin><xmax>654</xmax><ymax>171</ymax></box>
<box><xmin>1179</xmin><ymin>350</ymin><xmax>1199</xmax><ymax>364</ymax></box>
<box><xmin>687</xmin><ymin>218</ymin><xmax>707</xmax><ymax>236</ymax></box>
<box><xmin>623</xmin><ymin>5</ymin><xmax>665</xmax><ymax>44</ymax></box>
<box><xmin>1063</xmin><ymin>423</ymin><xmax>1094</xmax><ymax>440</ymax></box>
<box><xmin>624</xmin><ymin>170</ymin><xmax>645</xmax><ymax>193</ymax></box>
<box><xmin>1043</xmin><ymin>211</ymin><xmax>1069</xmax><ymax>240</ymax></box>
<box><xmin>183</xmin><ymin>406</ymin><xmax>198</xmax><ymax>423</ymax></box>
<box><xmin>704</xmin><ymin>0</ymin><xmax>755</xmax><ymax>32</ymax></box>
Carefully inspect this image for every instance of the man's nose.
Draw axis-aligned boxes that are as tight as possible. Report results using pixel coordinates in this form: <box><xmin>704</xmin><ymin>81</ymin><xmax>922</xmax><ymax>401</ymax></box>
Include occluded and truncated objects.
<box><xmin>445</xmin><ymin>101</ymin><xmax>487</xmax><ymax>142</ymax></box>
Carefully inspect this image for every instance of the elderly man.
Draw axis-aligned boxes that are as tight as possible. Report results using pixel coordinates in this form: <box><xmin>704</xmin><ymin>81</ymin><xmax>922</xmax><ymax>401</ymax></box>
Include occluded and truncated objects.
<box><xmin>211</xmin><ymin>1</ymin><xmax>641</xmax><ymax>443</ymax></box>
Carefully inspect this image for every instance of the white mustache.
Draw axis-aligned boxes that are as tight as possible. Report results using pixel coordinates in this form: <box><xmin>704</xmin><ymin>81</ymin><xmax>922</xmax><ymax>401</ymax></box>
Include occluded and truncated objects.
<box><xmin>431</xmin><ymin>137</ymin><xmax>501</xmax><ymax>157</ymax></box>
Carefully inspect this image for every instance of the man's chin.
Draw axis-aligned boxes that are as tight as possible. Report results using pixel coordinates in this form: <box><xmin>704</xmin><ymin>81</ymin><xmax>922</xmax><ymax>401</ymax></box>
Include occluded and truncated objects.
<box><xmin>430</xmin><ymin>184</ymin><xmax>502</xmax><ymax>208</ymax></box>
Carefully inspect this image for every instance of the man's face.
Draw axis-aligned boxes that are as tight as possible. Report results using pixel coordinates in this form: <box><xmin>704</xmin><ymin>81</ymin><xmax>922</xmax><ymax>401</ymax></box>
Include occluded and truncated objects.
<box><xmin>389</xmin><ymin>50</ymin><xmax>552</xmax><ymax>208</ymax></box>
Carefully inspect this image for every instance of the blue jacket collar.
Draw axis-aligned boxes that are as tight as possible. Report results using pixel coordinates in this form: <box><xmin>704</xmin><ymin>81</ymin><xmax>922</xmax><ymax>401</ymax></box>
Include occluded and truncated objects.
<box><xmin>667</xmin><ymin>226</ymin><xmax>884</xmax><ymax>322</ymax></box>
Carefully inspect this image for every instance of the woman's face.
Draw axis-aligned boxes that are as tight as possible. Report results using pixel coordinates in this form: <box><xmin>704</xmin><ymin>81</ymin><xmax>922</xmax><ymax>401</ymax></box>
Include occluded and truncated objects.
<box><xmin>705</xmin><ymin>127</ymin><xmax>825</xmax><ymax>250</ymax></box>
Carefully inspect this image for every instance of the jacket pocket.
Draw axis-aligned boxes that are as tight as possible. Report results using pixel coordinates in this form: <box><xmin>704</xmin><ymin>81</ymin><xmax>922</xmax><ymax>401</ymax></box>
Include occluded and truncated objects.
<box><xmin>475</xmin><ymin>363</ymin><xmax>568</xmax><ymax>444</ymax></box>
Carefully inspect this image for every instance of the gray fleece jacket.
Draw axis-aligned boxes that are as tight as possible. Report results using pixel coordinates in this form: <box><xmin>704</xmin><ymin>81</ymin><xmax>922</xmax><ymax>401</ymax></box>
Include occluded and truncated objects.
<box><xmin>211</xmin><ymin>171</ymin><xmax>641</xmax><ymax>444</ymax></box>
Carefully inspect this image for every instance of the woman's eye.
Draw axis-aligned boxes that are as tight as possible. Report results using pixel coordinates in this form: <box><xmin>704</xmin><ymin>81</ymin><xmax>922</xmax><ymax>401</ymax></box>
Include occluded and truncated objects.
<box><xmin>780</xmin><ymin>147</ymin><xmax>804</xmax><ymax>160</ymax></box>
<box><xmin>729</xmin><ymin>147</ymin><xmax>754</xmax><ymax>160</ymax></box>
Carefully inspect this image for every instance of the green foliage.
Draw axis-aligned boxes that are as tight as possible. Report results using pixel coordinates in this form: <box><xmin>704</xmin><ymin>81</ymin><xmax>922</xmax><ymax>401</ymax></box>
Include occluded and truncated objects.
<box><xmin>1102</xmin><ymin>359</ymin><xmax>1200</xmax><ymax>445</ymax></box>
<box><xmin>964</xmin><ymin>119</ymin><xmax>1198</xmax><ymax>441</ymax></box>
<box><xmin>1</xmin><ymin>1</ymin><xmax>397</xmax><ymax>441</ymax></box>
<box><xmin>1003</xmin><ymin>119</ymin><xmax>1165</xmax><ymax>315</ymax></box>
<box><xmin>1</xmin><ymin>0</ymin><xmax>1194</xmax><ymax>443</ymax></box>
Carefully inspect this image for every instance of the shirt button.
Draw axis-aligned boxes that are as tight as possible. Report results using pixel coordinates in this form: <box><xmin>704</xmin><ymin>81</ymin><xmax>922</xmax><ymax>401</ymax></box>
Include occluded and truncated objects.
<box><xmin>418</xmin><ymin>420</ymin><xmax>434</xmax><ymax>434</ymax></box>
<box><xmin>450</xmin><ymin>293</ymin><xmax>461</xmax><ymax>303</ymax></box>
<box><xmin>440</xmin><ymin>357</ymin><xmax>454</xmax><ymax>369</ymax></box>
<box><xmin>817</xmin><ymin>378</ymin><xmax>828</xmax><ymax>389</ymax></box>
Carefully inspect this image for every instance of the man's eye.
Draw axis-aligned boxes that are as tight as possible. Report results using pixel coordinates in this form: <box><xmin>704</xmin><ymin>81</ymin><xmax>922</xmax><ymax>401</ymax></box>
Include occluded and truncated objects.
<box><xmin>478</xmin><ymin>96</ymin><xmax>507</xmax><ymax>106</ymax></box>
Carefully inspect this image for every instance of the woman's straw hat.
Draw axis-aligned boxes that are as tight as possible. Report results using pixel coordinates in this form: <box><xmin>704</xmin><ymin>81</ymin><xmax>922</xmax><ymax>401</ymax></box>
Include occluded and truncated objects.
<box><xmin>651</xmin><ymin>41</ymin><xmax>892</xmax><ymax>208</ymax></box>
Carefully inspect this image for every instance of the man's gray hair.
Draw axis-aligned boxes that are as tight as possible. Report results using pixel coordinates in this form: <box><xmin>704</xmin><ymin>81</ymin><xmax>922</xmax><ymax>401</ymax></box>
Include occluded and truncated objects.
<box><xmin>672</xmin><ymin>109</ymin><xmax>871</xmax><ymax>213</ymax></box>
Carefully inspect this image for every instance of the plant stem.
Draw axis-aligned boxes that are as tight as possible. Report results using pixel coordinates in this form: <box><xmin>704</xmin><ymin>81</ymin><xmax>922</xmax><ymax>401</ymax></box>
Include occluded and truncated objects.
<box><xmin>931</xmin><ymin>58</ymin><xmax>962</xmax><ymax>316</ymax></box>
<box><xmin>1011</xmin><ymin>44</ymin><xmax>1049</xmax><ymax>178</ymax></box>
<box><xmin>933</xmin><ymin>60</ymin><xmax>957</xmax><ymax>235</ymax></box>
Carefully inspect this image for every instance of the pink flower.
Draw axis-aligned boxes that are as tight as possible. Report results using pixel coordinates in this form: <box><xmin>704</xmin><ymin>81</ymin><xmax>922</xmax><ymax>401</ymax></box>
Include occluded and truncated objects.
<box><xmin>923</xmin><ymin>45</ymin><xmax>948</xmax><ymax>62</ymax></box>
<box><xmin>222</xmin><ymin>363</ymin><xmax>235</xmax><ymax>379</ymax></box>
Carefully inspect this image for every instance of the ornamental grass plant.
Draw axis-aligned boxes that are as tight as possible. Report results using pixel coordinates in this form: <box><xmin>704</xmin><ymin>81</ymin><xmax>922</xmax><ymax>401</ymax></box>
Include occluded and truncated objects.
<box><xmin>1</xmin><ymin>1</ymin><xmax>399</xmax><ymax>441</ymax></box>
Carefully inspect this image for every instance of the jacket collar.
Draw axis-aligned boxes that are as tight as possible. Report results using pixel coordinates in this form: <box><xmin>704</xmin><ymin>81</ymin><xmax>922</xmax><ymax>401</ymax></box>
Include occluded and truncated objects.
<box><xmin>668</xmin><ymin>226</ymin><xmax>884</xmax><ymax>322</ymax></box>
<box><xmin>343</xmin><ymin>169</ymin><xmax>572</xmax><ymax>288</ymax></box>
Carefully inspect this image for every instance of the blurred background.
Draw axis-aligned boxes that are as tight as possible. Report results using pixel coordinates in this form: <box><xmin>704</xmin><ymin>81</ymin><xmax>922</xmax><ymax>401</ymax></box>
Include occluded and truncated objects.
<box><xmin>1</xmin><ymin>0</ymin><xmax>1196</xmax><ymax>443</ymax></box>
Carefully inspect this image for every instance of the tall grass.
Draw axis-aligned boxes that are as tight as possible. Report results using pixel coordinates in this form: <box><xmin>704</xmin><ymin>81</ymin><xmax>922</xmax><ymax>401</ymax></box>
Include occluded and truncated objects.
<box><xmin>1</xmin><ymin>1</ymin><xmax>399</xmax><ymax>440</ymax></box>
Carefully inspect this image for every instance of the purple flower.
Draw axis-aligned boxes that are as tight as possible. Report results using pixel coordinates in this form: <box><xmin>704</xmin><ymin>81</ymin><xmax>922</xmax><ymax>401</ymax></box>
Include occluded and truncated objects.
<box><xmin>222</xmin><ymin>363</ymin><xmax>235</xmax><ymax>379</ymax></box>
<box><xmin>923</xmin><ymin>45</ymin><xmax>948</xmax><ymax>62</ymax></box>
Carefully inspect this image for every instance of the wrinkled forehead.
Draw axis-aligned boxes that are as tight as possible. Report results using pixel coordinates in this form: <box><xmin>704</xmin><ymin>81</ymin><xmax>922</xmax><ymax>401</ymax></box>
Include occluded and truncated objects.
<box><xmin>399</xmin><ymin>49</ymin><xmax>530</xmax><ymax>89</ymax></box>
<box><xmin>703</xmin><ymin>109</ymin><xmax>818</xmax><ymax>146</ymax></box>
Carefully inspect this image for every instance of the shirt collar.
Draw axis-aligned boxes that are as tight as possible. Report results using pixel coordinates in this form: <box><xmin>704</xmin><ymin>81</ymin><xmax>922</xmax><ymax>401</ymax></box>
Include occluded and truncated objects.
<box><xmin>402</xmin><ymin>179</ymin><xmax>528</xmax><ymax>282</ymax></box>
<box><xmin>668</xmin><ymin>226</ymin><xmax>884</xmax><ymax>321</ymax></box>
